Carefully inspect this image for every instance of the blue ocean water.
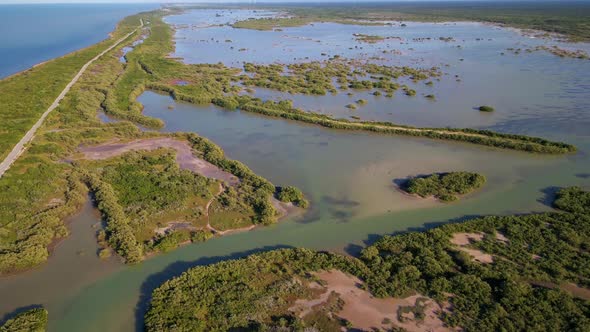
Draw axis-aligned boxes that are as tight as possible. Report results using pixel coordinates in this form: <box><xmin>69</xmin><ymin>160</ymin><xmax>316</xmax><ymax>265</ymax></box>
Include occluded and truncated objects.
<box><xmin>0</xmin><ymin>3</ymin><xmax>158</xmax><ymax>78</ymax></box>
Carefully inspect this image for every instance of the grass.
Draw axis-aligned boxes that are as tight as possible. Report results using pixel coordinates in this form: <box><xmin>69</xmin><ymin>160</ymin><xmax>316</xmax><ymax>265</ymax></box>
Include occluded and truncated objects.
<box><xmin>242</xmin><ymin>1</ymin><xmax>590</xmax><ymax>42</ymax></box>
<box><xmin>232</xmin><ymin>17</ymin><xmax>313</xmax><ymax>30</ymax></box>
<box><xmin>0</xmin><ymin>15</ymin><xmax>142</xmax><ymax>161</ymax></box>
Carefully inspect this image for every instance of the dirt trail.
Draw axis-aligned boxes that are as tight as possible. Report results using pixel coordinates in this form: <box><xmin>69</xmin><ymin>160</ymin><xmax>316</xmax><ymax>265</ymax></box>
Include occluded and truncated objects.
<box><xmin>78</xmin><ymin>137</ymin><xmax>239</xmax><ymax>185</ymax></box>
<box><xmin>205</xmin><ymin>183</ymin><xmax>224</xmax><ymax>234</ymax></box>
<box><xmin>204</xmin><ymin>183</ymin><xmax>256</xmax><ymax>235</ymax></box>
<box><xmin>0</xmin><ymin>19</ymin><xmax>144</xmax><ymax>178</ymax></box>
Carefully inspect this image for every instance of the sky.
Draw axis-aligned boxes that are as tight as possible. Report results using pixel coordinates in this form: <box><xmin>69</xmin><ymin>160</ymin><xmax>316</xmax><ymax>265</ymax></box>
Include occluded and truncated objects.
<box><xmin>0</xmin><ymin>0</ymin><xmax>583</xmax><ymax>3</ymax></box>
<box><xmin>0</xmin><ymin>0</ymin><xmax>461</xmax><ymax>3</ymax></box>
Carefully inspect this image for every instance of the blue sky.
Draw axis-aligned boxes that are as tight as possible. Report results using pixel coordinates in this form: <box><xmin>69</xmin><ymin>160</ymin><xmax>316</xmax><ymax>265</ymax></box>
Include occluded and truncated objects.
<box><xmin>0</xmin><ymin>0</ymin><xmax>581</xmax><ymax>3</ymax></box>
<box><xmin>0</xmin><ymin>0</ymin><xmax>549</xmax><ymax>4</ymax></box>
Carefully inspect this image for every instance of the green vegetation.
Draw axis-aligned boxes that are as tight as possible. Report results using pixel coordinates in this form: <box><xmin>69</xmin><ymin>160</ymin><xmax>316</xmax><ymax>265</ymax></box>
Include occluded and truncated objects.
<box><xmin>83</xmin><ymin>170</ymin><xmax>144</xmax><ymax>264</ymax></box>
<box><xmin>508</xmin><ymin>45</ymin><xmax>589</xmax><ymax>60</ymax></box>
<box><xmin>353</xmin><ymin>33</ymin><xmax>388</xmax><ymax>43</ymax></box>
<box><xmin>78</xmin><ymin>140</ymin><xmax>290</xmax><ymax>262</ymax></box>
<box><xmin>145</xmin><ymin>186</ymin><xmax>590</xmax><ymax>331</ymax></box>
<box><xmin>0</xmin><ymin>13</ymin><xmax>150</xmax><ymax>273</ymax></box>
<box><xmin>232</xmin><ymin>16</ymin><xmax>313</xmax><ymax>31</ymax></box>
<box><xmin>478</xmin><ymin>105</ymin><xmax>495</xmax><ymax>112</ymax></box>
<box><xmin>230</xmin><ymin>96</ymin><xmax>575</xmax><ymax>154</ymax></box>
<box><xmin>67</xmin><ymin>11</ymin><xmax>574</xmax><ymax>155</ymax></box>
<box><xmin>532</xmin><ymin>45</ymin><xmax>589</xmax><ymax>59</ymax></box>
<box><xmin>553</xmin><ymin>186</ymin><xmax>590</xmax><ymax>214</ymax></box>
<box><xmin>98</xmin><ymin>248</ymin><xmax>111</xmax><ymax>259</ymax></box>
<box><xmin>277</xmin><ymin>186</ymin><xmax>309</xmax><ymax>208</ymax></box>
<box><xmin>145</xmin><ymin>248</ymin><xmax>369</xmax><ymax>331</ymax></box>
<box><xmin>0</xmin><ymin>308</ymin><xmax>47</xmax><ymax>332</ymax></box>
<box><xmin>403</xmin><ymin>171</ymin><xmax>486</xmax><ymax>202</ymax></box>
<box><xmin>0</xmin><ymin>5</ymin><xmax>577</xmax><ymax>274</ymax></box>
<box><xmin>187</xmin><ymin>133</ymin><xmax>279</xmax><ymax>225</ymax></box>
<box><xmin>249</xmin><ymin>2</ymin><xmax>590</xmax><ymax>41</ymax></box>
<box><xmin>79</xmin><ymin>148</ymin><xmax>218</xmax><ymax>262</ymax></box>
<box><xmin>0</xmin><ymin>10</ymin><xmax>306</xmax><ymax>274</ymax></box>
<box><xmin>240</xmin><ymin>60</ymin><xmax>439</xmax><ymax>96</ymax></box>
<box><xmin>0</xmin><ymin>15</ymin><xmax>142</xmax><ymax>160</ymax></box>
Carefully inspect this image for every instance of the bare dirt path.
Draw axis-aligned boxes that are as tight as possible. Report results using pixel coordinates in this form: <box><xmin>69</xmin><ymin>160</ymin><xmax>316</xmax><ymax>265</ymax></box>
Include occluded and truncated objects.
<box><xmin>204</xmin><ymin>183</ymin><xmax>258</xmax><ymax>235</ymax></box>
<box><xmin>205</xmin><ymin>183</ymin><xmax>225</xmax><ymax>234</ymax></box>
<box><xmin>78</xmin><ymin>137</ymin><xmax>239</xmax><ymax>185</ymax></box>
<box><xmin>0</xmin><ymin>19</ymin><xmax>144</xmax><ymax>178</ymax></box>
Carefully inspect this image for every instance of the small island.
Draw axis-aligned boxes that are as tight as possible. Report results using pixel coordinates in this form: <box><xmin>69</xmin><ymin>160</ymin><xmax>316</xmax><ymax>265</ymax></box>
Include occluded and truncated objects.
<box><xmin>478</xmin><ymin>105</ymin><xmax>495</xmax><ymax>112</ymax></box>
<box><xmin>401</xmin><ymin>171</ymin><xmax>486</xmax><ymax>202</ymax></box>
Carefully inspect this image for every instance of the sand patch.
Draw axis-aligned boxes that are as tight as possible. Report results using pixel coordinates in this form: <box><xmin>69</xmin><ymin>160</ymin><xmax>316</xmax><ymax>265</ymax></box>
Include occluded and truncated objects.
<box><xmin>495</xmin><ymin>232</ymin><xmax>509</xmax><ymax>244</ymax></box>
<box><xmin>450</xmin><ymin>232</ymin><xmax>484</xmax><ymax>246</ymax></box>
<box><xmin>530</xmin><ymin>281</ymin><xmax>590</xmax><ymax>301</ymax></box>
<box><xmin>78</xmin><ymin>137</ymin><xmax>239</xmax><ymax>185</ymax></box>
<box><xmin>450</xmin><ymin>232</ymin><xmax>493</xmax><ymax>264</ymax></box>
<box><xmin>290</xmin><ymin>270</ymin><xmax>452</xmax><ymax>332</ymax></box>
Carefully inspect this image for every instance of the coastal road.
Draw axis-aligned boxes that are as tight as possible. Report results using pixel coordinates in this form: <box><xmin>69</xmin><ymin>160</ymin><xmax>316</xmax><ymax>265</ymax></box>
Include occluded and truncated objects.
<box><xmin>0</xmin><ymin>19</ymin><xmax>144</xmax><ymax>178</ymax></box>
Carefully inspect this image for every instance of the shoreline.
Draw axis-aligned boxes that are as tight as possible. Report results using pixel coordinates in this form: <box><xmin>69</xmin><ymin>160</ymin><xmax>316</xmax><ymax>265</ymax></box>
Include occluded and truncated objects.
<box><xmin>76</xmin><ymin>136</ymin><xmax>304</xmax><ymax>257</ymax></box>
<box><xmin>0</xmin><ymin>16</ymin><xmax>140</xmax><ymax>82</ymax></box>
<box><xmin>0</xmin><ymin>19</ymin><xmax>144</xmax><ymax>179</ymax></box>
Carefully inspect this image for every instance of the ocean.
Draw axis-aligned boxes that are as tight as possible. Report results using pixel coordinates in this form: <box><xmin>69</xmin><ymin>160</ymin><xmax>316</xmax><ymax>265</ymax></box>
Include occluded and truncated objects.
<box><xmin>0</xmin><ymin>3</ymin><xmax>158</xmax><ymax>78</ymax></box>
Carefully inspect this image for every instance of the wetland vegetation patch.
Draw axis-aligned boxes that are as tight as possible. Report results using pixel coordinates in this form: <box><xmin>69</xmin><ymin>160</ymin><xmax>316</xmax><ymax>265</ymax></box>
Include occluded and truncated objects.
<box><xmin>0</xmin><ymin>308</ymin><xmax>47</xmax><ymax>332</ymax></box>
<box><xmin>145</xmin><ymin>187</ymin><xmax>590</xmax><ymax>332</ymax></box>
<box><xmin>401</xmin><ymin>171</ymin><xmax>486</xmax><ymax>202</ymax></box>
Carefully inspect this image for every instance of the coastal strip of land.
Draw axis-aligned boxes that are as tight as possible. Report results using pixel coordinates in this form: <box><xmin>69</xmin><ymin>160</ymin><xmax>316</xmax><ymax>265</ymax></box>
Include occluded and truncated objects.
<box><xmin>0</xmin><ymin>19</ymin><xmax>144</xmax><ymax>179</ymax></box>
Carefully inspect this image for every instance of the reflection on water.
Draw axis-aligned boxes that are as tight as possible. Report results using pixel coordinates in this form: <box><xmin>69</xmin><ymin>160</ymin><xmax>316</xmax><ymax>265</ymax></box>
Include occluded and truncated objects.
<box><xmin>1</xmin><ymin>8</ymin><xmax>590</xmax><ymax>332</ymax></box>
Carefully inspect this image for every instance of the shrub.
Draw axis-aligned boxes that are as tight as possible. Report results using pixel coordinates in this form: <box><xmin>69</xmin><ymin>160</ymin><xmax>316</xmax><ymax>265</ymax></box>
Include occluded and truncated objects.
<box><xmin>277</xmin><ymin>186</ymin><xmax>309</xmax><ymax>208</ymax></box>
<box><xmin>0</xmin><ymin>308</ymin><xmax>48</xmax><ymax>332</ymax></box>
<box><xmin>98</xmin><ymin>248</ymin><xmax>111</xmax><ymax>259</ymax></box>
<box><xmin>404</xmin><ymin>172</ymin><xmax>486</xmax><ymax>202</ymax></box>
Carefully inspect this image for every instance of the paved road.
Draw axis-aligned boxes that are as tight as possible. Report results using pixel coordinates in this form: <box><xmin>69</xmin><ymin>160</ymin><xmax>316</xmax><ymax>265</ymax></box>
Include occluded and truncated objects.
<box><xmin>0</xmin><ymin>19</ymin><xmax>144</xmax><ymax>178</ymax></box>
